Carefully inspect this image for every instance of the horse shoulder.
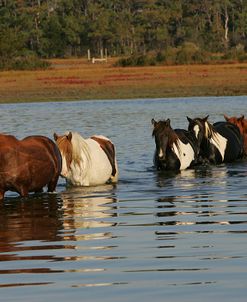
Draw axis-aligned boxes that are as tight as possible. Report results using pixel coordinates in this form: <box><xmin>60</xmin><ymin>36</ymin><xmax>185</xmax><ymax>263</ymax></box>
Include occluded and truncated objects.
<box><xmin>172</xmin><ymin>138</ymin><xmax>195</xmax><ymax>170</ymax></box>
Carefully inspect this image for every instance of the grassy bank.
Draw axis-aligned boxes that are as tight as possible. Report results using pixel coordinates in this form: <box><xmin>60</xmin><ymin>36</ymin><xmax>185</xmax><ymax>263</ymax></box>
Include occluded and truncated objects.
<box><xmin>0</xmin><ymin>58</ymin><xmax>247</xmax><ymax>103</ymax></box>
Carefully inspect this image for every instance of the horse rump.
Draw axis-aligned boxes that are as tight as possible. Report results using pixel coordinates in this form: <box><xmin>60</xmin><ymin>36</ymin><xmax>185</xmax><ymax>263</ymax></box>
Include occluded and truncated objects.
<box><xmin>0</xmin><ymin>134</ymin><xmax>62</xmax><ymax>200</ymax></box>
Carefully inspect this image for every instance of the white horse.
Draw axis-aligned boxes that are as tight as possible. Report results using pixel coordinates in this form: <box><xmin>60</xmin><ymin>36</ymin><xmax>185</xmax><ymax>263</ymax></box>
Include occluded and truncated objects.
<box><xmin>54</xmin><ymin>131</ymin><xmax>118</xmax><ymax>186</ymax></box>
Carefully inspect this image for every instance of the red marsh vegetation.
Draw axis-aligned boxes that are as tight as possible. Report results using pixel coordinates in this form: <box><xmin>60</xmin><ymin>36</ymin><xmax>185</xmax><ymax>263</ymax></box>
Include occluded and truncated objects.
<box><xmin>0</xmin><ymin>58</ymin><xmax>247</xmax><ymax>103</ymax></box>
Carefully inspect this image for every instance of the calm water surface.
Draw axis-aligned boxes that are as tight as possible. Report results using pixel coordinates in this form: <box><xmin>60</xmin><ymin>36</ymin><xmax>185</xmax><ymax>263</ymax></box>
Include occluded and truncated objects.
<box><xmin>1</xmin><ymin>97</ymin><xmax>247</xmax><ymax>301</ymax></box>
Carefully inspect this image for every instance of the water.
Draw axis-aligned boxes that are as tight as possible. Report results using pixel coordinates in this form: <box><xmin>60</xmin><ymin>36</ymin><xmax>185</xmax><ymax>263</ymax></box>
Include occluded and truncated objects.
<box><xmin>0</xmin><ymin>96</ymin><xmax>247</xmax><ymax>301</ymax></box>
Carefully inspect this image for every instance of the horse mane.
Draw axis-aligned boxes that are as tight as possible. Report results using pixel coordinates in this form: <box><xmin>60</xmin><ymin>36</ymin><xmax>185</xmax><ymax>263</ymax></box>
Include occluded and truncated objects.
<box><xmin>203</xmin><ymin>120</ymin><xmax>222</xmax><ymax>145</ymax></box>
<box><xmin>67</xmin><ymin>131</ymin><xmax>92</xmax><ymax>166</ymax></box>
<box><xmin>152</xmin><ymin>120</ymin><xmax>181</xmax><ymax>152</ymax></box>
<box><xmin>193</xmin><ymin>118</ymin><xmax>218</xmax><ymax>142</ymax></box>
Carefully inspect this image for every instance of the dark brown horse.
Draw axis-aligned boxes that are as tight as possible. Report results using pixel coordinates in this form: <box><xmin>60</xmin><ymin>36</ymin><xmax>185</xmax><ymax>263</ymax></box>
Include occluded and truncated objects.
<box><xmin>152</xmin><ymin>118</ymin><xmax>199</xmax><ymax>171</ymax></box>
<box><xmin>224</xmin><ymin>114</ymin><xmax>247</xmax><ymax>156</ymax></box>
<box><xmin>0</xmin><ymin>134</ymin><xmax>62</xmax><ymax>200</ymax></box>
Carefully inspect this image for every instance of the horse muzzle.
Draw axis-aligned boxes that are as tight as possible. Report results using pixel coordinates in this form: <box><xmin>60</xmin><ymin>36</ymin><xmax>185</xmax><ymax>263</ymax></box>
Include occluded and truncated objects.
<box><xmin>159</xmin><ymin>155</ymin><xmax>166</xmax><ymax>161</ymax></box>
<box><xmin>158</xmin><ymin>148</ymin><xmax>166</xmax><ymax>161</ymax></box>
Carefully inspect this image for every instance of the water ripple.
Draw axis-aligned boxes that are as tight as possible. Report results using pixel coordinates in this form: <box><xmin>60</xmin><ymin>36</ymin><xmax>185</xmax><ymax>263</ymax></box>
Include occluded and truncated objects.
<box><xmin>1</xmin><ymin>98</ymin><xmax>247</xmax><ymax>302</ymax></box>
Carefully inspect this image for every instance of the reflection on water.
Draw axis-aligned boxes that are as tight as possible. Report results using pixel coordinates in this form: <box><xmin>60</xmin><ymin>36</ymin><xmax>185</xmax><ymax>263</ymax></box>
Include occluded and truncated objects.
<box><xmin>0</xmin><ymin>194</ymin><xmax>64</xmax><ymax>251</ymax></box>
<box><xmin>61</xmin><ymin>185</ymin><xmax>118</xmax><ymax>230</ymax></box>
<box><xmin>1</xmin><ymin>98</ymin><xmax>247</xmax><ymax>301</ymax></box>
<box><xmin>0</xmin><ymin>185</ymin><xmax>121</xmax><ymax>289</ymax></box>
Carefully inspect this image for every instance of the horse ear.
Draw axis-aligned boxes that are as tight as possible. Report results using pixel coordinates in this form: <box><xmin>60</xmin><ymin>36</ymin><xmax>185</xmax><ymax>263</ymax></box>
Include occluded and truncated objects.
<box><xmin>151</xmin><ymin>118</ymin><xmax>157</xmax><ymax>127</ymax></box>
<box><xmin>203</xmin><ymin>115</ymin><xmax>209</xmax><ymax>122</ymax></box>
<box><xmin>187</xmin><ymin>116</ymin><xmax>192</xmax><ymax>123</ymax></box>
<box><xmin>67</xmin><ymin>132</ymin><xmax>72</xmax><ymax>141</ymax></box>
<box><xmin>224</xmin><ymin>114</ymin><xmax>229</xmax><ymax>121</ymax></box>
<box><xmin>239</xmin><ymin>115</ymin><xmax>245</xmax><ymax>121</ymax></box>
<box><xmin>166</xmin><ymin>119</ymin><xmax>171</xmax><ymax>127</ymax></box>
<box><xmin>54</xmin><ymin>133</ymin><xmax>58</xmax><ymax>141</ymax></box>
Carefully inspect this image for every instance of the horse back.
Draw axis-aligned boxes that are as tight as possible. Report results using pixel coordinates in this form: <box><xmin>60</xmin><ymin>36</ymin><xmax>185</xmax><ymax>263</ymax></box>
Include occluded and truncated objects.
<box><xmin>214</xmin><ymin>121</ymin><xmax>241</xmax><ymax>137</ymax></box>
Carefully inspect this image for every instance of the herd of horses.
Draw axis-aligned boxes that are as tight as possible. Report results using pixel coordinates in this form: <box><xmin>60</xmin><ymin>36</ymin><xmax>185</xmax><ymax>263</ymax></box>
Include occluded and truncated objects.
<box><xmin>152</xmin><ymin>114</ymin><xmax>246</xmax><ymax>171</ymax></box>
<box><xmin>0</xmin><ymin>114</ymin><xmax>246</xmax><ymax>201</ymax></box>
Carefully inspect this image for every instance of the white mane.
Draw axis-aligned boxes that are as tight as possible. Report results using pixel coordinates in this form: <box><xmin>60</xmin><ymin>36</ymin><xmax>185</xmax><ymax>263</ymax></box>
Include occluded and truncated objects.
<box><xmin>205</xmin><ymin>121</ymin><xmax>211</xmax><ymax>138</ymax></box>
<box><xmin>65</xmin><ymin>131</ymin><xmax>92</xmax><ymax>167</ymax></box>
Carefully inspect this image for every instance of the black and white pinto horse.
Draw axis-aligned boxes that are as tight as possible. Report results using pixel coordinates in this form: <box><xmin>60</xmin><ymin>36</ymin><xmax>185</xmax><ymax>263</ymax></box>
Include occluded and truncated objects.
<box><xmin>187</xmin><ymin>115</ymin><xmax>243</xmax><ymax>164</ymax></box>
<box><xmin>152</xmin><ymin>118</ymin><xmax>199</xmax><ymax>171</ymax></box>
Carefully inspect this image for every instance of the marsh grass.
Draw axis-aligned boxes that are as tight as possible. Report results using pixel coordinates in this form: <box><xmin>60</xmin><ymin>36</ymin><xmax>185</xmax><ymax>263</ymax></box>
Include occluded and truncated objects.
<box><xmin>0</xmin><ymin>58</ymin><xmax>247</xmax><ymax>103</ymax></box>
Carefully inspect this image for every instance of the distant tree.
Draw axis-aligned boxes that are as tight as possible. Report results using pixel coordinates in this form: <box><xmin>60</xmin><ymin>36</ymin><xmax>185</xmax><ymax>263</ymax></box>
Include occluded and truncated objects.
<box><xmin>0</xmin><ymin>27</ymin><xmax>26</xmax><ymax>68</ymax></box>
<box><xmin>41</xmin><ymin>14</ymin><xmax>66</xmax><ymax>57</ymax></box>
<box><xmin>1</xmin><ymin>0</ymin><xmax>247</xmax><ymax>63</ymax></box>
<box><xmin>86</xmin><ymin>2</ymin><xmax>112</xmax><ymax>55</ymax></box>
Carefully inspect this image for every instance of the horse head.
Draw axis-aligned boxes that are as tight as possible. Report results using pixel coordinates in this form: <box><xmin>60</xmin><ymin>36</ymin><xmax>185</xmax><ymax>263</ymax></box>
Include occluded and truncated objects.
<box><xmin>224</xmin><ymin>114</ymin><xmax>245</xmax><ymax>135</ymax></box>
<box><xmin>152</xmin><ymin>118</ymin><xmax>173</xmax><ymax>161</ymax></box>
<box><xmin>54</xmin><ymin>132</ymin><xmax>73</xmax><ymax>178</ymax></box>
<box><xmin>187</xmin><ymin>115</ymin><xmax>211</xmax><ymax>147</ymax></box>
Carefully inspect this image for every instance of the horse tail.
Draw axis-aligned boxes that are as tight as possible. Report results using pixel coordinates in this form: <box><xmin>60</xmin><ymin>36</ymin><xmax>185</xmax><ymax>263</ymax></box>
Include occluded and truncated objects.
<box><xmin>110</xmin><ymin>154</ymin><xmax>119</xmax><ymax>183</ymax></box>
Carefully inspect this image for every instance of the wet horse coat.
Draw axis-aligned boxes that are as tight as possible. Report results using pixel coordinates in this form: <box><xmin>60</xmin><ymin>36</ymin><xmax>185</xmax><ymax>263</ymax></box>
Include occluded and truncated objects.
<box><xmin>54</xmin><ymin>131</ymin><xmax>118</xmax><ymax>186</ymax></box>
<box><xmin>152</xmin><ymin>118</ymin><xmax>198</xmax><ymax>171</ymax></box>
<box><xmin>0</xmin><ymin>134</ymin><xmax>62</xmax><ymax>200</ymax></box>
<box><xmin>187</xmin><ymin>116</ymin><xmax>243</xmax><ymax>164</ymax></box>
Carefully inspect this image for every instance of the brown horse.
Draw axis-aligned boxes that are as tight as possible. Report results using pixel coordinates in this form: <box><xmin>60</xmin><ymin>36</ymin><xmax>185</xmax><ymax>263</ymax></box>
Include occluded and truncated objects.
<box><xmin>224</xmin><ymin>114</ymin><xmax>247</xmax><ymax>156</ymax></box>
<box><xmin>0</xmin><ymin>134</ymin><xmax>62</xmax><ymax>200</ymax></box>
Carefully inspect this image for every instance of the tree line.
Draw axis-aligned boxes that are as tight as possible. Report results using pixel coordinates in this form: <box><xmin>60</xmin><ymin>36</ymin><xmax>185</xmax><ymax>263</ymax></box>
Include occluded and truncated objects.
<box><xmin>1</xmin><ymin>0</ymin><xmax>247</xmax><ymax>69</ymax></box>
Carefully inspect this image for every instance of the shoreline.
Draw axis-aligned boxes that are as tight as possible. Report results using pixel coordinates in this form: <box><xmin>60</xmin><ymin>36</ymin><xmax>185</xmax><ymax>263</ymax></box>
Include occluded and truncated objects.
<box><xmin>1</xmin><ymin>95</ymin><xmax>245</xmax><ymax>106</ymax></box>
<box><xmin>1</xmin><ymin>59</ymin><xmax>247</xmax><ymax>104</ymax></box>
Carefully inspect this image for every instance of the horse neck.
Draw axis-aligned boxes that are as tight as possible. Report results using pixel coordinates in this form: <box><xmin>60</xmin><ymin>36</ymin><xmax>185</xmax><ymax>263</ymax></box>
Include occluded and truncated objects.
<box><xmin>186</xmin><ymin>130</ymin><xmax>200</xmax><ymax>155</ymax></box>
<box><xmin>167</xmin><ymin>129</ymin><xmax>180</xmax><ymax>151</ymax></box>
